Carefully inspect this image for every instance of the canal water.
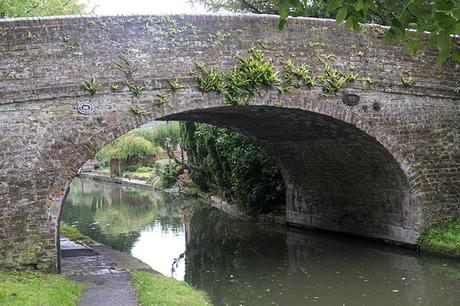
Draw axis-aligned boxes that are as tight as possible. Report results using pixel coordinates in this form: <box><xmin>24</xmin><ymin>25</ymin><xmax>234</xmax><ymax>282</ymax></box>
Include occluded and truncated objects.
<box><xmin>62</xmin><ymin>177</ymin><xmax>460</xmax><ymax>306</ymax></box>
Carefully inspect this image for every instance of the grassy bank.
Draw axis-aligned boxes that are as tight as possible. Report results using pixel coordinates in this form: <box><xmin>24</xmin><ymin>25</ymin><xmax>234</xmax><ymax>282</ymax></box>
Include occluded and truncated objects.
<box><xmin>0</xmin><ymin>270</ymin><xmax>83</xmax><ymax>306</ymax></box>
<box><xmin>419</xmin><ymin>218</ymin><xmax>460</xmax><ymax>257</ymax></box>
<box><xmin>60</xmin><ymin>225</ymin><xmax>94</xmax><ymax>245</ymax></box>
<box><xmin>130</xmin><ymin>271</ymin><xmax>212</xmax><ymax>306</ymax></box>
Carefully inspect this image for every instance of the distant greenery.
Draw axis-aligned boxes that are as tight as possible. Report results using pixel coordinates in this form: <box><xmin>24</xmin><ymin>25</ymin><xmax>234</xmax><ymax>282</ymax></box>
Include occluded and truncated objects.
<box><xmin>130</xmin><ymin>271</ymin><xmax>212</xmax><ymax>306</ymax></box>
<box><xmin>95</xmin><ymin>129</ymin><xmax>161</xmax><ymax>161</ymax></box>
<box><xmin>122</xmin><ymin>164</ymin><xmax>156</xmax><ymax>179</ymax></box>
<box><xmin>150</xmin><ymin>122</ymin><xmax>181</xmax><ymax>157</ymax></box>
<box><xmin>0</xmin><ymin>0</ymin><xmax>85</xmax><ymax>18</ymax></box>
<box><xmin>0</xmin><ymin>270</ymin><xmax>83</xmax><ymax>306</ymax></box>
<box><xmin>419</xmin><ymin>218</ymin><xmax>460</xmax><ymax>257</ymax></box>
<box><xmin>180</xmin><ymin>122</ymin><xmax>285</xmax><ymax>216</ymax></box>
<box><xmin>147</xmin><ymin>161</ymin><xmax>184</xmax><ymax>189</ymax></box>
<box><xmin>60</xmin><ymin>225</ymin><xmax>94</xmax><ymax>245</ymax></box>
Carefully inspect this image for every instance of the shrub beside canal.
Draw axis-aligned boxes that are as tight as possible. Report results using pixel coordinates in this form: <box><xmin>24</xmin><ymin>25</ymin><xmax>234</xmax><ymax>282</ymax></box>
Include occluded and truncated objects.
<box><xmin>0</xmin><ymin>270</ymin><xmax>83</xmax><ymax>306</ymax></box>
<box><xmin>419</xmin><ymin>218</ymin><xmax>460</xmax><ymax>257</ymax></box>
<box><xmin>60</xmin><ymin>225</ymin><xmax>94</xmax><ymax>245</ymax></box>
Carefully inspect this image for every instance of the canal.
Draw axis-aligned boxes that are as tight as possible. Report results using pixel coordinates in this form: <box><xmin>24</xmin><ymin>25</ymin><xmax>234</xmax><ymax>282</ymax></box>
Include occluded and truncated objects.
<box><xmin>62</xmin><ymin>177</ymin><xmax>460</xmax><ymax>306</ymax></box>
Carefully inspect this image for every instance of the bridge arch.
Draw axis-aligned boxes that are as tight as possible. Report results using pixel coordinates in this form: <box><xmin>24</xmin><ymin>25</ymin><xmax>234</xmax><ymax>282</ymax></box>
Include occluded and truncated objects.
<box><xmin>56</xmin><ymin>97</ymin><xmax>418</xmax><ymax>246</ymax></box>
<box><xmin>0</xmin><ymin>14</ymin><xmax>458</xmax><ymax>271</ymax></box>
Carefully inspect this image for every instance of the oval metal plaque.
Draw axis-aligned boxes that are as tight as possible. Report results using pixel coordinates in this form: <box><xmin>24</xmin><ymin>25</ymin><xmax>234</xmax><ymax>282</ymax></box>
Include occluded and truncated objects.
<box><xmin>77</xmin><ymin>101</ymin><xmax>95</xmax><ymax>115</ymax></box>
<box><xmin>342</xmin><ymin>94</ymin><xmax>360</xmax><ymax>106</ymax></box>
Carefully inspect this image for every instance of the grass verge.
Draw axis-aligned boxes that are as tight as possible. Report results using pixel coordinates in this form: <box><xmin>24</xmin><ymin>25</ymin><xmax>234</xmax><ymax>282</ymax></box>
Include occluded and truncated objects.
<box><xmin>419</xmin><ymin>218</ymin><xmax>460</xmax><ymax>257</ymax></box>
<box><xmin>0</xmin><ymin>270</ymin><xmax>83</xmax><ymax>306</ymax></box>
<box><xmin>60</xmin><ymin>225</ymin><xmax>94</xmax><ymax>245</ymax></box>
<box><xmin>130</xmin><ymin>270</ymin><xmax>212</xmax><ymax>306</ymax></box>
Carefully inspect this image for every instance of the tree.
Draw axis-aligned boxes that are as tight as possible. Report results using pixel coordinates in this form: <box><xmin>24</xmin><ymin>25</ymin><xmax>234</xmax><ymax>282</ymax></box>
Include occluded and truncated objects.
<box><xmin>277</xmin><ymin>0</ymin><xmax>459</xmax><ymax>66</ymax></box>
<box><xmin>95</xmin><ymin>129</ymin><xmax>160</xmax><ymax>161</ymax></box>
<box><xmin>179</xmin><ymin>122</ymin><xmax>285</xmax><ymax>216</ymax></box>
<box><xmin>0</xmin><ymin>0</ymin><xmax>85</xmax><ymax>18</ymax></box>
<box><xmin>150</xmin><ymin>122</ymin><xmax>182</xmax><ymax>158</ymax></box>
<box><xmin>191</xmin><ymin>0</ymin><xmax>459</xmax><ymax>65</ymax></box>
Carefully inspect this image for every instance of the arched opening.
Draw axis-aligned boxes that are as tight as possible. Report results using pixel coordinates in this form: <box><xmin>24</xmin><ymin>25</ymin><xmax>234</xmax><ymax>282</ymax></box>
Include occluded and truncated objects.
<box><xmin>58</xmin><ymin>104</ymin><xmax>417</xmax><ymax>269</ymax></box>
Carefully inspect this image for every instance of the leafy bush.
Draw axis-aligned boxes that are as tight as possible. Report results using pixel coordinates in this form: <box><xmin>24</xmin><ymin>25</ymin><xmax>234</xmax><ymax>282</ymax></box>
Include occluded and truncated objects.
<box><xmin>419</xmin><ymin>218</ymin><xmax>460</xmax><ymax>257</ymax></box>
<box><xmin>148</xmin><ymin>162</ymin><xmax>183</xmax><ymax>188</ymax></box>
<box><xmin>150</xmin><ymin>122</ymin><xmax>181</xmax><ymax>154</ymax></box>
<box><xmin>95</xmin><ymin>129</ymin><xmax>160</xmax><ymax>161</ymax></box>
<box><xmin>180</xmin><ymin>122</ymin><xmax>285</xmax><ymax>216</ymax></box>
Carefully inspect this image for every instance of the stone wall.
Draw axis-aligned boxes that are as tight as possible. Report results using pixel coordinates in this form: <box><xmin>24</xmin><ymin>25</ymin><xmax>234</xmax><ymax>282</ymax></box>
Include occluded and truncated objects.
<box><xmin>0</xmin><ymin>14</ymin><xmax>458</xmax><ymax>271</ymax></box>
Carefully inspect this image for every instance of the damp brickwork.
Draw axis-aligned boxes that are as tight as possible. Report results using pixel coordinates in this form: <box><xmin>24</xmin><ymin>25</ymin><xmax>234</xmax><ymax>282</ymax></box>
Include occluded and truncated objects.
<box><xmin>0</xmin><ymin>14</ymin><xmax>458</xmax><ymax>271</ymax></box>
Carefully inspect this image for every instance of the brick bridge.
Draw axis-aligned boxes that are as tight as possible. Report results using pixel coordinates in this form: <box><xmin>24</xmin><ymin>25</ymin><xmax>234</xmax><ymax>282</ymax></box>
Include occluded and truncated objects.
<box><xmin>0</xmin><ymin>14</ymin><xmax>459</xmax><ymax>271</ymax></box>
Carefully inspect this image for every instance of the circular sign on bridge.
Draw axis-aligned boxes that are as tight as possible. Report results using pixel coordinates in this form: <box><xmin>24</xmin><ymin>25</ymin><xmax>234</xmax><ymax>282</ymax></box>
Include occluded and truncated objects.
<box><xmin>77</xmin><ymin>101</ymin><xmax>95</xmax><ymax>115</ymax></box>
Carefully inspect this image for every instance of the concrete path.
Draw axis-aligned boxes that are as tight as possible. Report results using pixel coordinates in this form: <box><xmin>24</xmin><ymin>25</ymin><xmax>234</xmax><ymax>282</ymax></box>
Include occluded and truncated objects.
<box><xmin>60</xmin><ymin>236</ymin><xmax>152</xmax><ymax>306</ymax></box>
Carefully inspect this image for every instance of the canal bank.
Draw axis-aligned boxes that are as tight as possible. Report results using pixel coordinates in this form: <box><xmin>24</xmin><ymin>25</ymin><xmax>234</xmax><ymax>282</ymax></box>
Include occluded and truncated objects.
<box><xmin>60</xmin><ymin>233</ymin><xmax>210</xmax><ymax>306</ymax></box>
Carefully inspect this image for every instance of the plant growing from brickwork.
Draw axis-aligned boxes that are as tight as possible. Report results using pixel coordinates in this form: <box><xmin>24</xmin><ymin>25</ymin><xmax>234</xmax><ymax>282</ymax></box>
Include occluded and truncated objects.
<box><xmin>114</xmin><ymin>55</ymin><xmax>136</xmax><ymax>79</ymax></box>
<box><xmin>225</xmin><ymin>48</ymin><xmax>280</xmax><ymax>105</ymax></box>
<box><xmin>399</xmin><ymin>74</ymin><xmax>413</xmax><ymax>87</ymax></box>
<box><xmin>194</xmin><ymin>62</ymin><xmax>225</xmax><ymax>93</ymax></box>
<box><xmin>155</xmin><ymin>92</ymin><xmax>170</xmax><ymax>107</ymax></box>
<box><xmin>208</xmin><ymin>30</ymin><xmax>232</xmax><ymax>48</ymax></box>
<box><xmin>125</xmin><ymin>80</ymin><xmax>145</xmax><ymax>97</ymax></box>
<box><xmin>358</xmin><ymin>76</ymin><xmax>375</xmax><ymax>84</ymax></box>
<box><xmin>81</xmin><ymin>76</ymin><xmax>101</xmax><ymax>95</ymax></box>
<box><xmin>130</xmin><ymin>106</ymin><xmax>149</xmax><ymax>116</ymax></box>
<box><xmin>169</xmin><ymin>79</ymin><xmax>184</xmax><ymax>91</ymax></box>
<box><xmin>111</xmin><ymin>83</ymin><xmax>119</xmax><ymax>92</ymax></box>
<box><xmin>318</xmin><ymin>62</ymin><xmax>357</xmax><ymax>94</ymax></box>
<box><xmin>282</xmin><ymin>59</ymin><xmax>316</xmax><ymax>89</ymax></box>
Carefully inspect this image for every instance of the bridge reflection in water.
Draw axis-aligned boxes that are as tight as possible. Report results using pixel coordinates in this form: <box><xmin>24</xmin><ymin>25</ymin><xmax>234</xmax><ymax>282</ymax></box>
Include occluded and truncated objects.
<box><xmin>62</xmin><ymin>177</ymin><xmax>460</xmax><ymax>306</ymax></box>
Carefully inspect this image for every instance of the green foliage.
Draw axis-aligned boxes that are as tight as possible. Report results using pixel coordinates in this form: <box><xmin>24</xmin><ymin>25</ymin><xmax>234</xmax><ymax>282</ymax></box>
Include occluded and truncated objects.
<box><xmin>399</xmin><ymin>74</ymin><xmax>413</xmax><ymax>87</ymax></box>
<box><xmin>225</xmin><ymin>48</ymin><xmax>280</xmax><ymax>105</ymax></box>
<box><xmin>149</xmin><ymin>162</ymin><xmax>183</xmax><ymax>188</ymax></box>
<box><xmin>113</xmin><ymin>55</ymin><xmax>136</xmax><ymax>79</ymax></box>
<box><xmin>60</xmin><ymin>225</ymin><xmax>94</xmax><ymax>245</ymax></box>
<box><xmin>277</xmin><ymin>0</ymin><xmax>460</xmax><ymax>66</ymax></box>
<box><xmin>282</xmin><ymin>59</ymin><xmax>316</xmax><ymax>88</ymax></box>
<box><xmin>419</xmin><ymin>218</ymin><xmax>460</xmax><ymax>257</ymax></box>
<box><xmin>318</xmin><ymin>62</ymin><xmax>357</xmax><ymax>93</ymax></box>
<box><xmin>81</xmin><ymin>76</ymin><xmax>100</xmax><ymax>95</ymax></box>
<box><xmin>123</xmin><ymin>164</ymin><xmax>156</xmax><ymax>179</ymax></box>
<box><xmin>194</xmin><ymin>49</ymin><xmax>280</xmax><ymax>105</ymax></box>
<box><xmin>169</xmin><ymin>79</ymin><xmax>183</xmax><ymax>91</ymax></box>
<box><xmin>130</xmin><ymin>106</ymin><xmax>149</xmax><ymax>116</ymax></box>
<box><xmin>155</xmin><ymin>92</ymin><xmax>169</xmax><ymax>107</ymax></box>
<box><xmin>125</xmin><ymin>80</ymin><xmax>145</xmax><ymax>97</ymax></box>
<box><xmin>130</xmin><ymin>271</ymin><xmax>212</xmax><ymax>306</ymax></box>
<box><xmin>194</xmin><ymin>62</ymin><xmax>225</xmax><ymax>93</ymax></box>
<box><xmin>95</xmin><ymin>129</ymin><xmax>160</xmax><ymax>161</ymax></box>
<box><xmin>180</xmin><ymin>122</ymin><xmax>285</xmax><ymax>216</ymax></box>
<box><xmin>0</xmin><ymin>270</ymin><xmax>83</xmax><ymax>306</ymax></box>
<box><xmin>111</xmin><ymin>83</ymin><xmax>119</xmax><ymax>91</ymax></box>
<box><xmin>0</xmin><ymin>0</ymin><xmax>85</xmax><ymax>18</ymax></box>
<box><xmin>150</xmin><ymin>122</ymin><xmax>181</xmax><ymax>154</ymax></box>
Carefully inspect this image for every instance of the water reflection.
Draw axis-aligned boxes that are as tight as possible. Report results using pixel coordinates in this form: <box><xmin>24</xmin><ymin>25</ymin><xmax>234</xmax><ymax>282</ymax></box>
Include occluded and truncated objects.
<box><xmin>63</xmin><ymin>177</ymin><xmax>460</xmax><ymax>306</ymax></box>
